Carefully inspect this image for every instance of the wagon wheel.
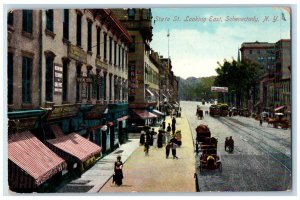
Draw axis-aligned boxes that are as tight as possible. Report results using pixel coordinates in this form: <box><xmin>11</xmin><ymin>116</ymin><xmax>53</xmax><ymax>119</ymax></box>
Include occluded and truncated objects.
<box><xmin>218</xmin><ymin>163</ymin><xmax>222</xmax><ymax>172</ymax></box>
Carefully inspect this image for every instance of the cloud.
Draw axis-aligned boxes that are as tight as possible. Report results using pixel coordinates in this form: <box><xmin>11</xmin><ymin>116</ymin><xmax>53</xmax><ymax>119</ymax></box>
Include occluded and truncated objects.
<box><xmin>151</xmin><ymin>22</ymin><xmax>290</xmax><ymax>79</ymax></box>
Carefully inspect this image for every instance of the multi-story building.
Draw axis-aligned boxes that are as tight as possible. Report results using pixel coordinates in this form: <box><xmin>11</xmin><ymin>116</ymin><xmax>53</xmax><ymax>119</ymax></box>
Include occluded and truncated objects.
<box><xmin>274</xmin><ymin>39</ymin><xmax>291</xmax><ymax>119</ymax></box>
<box><xmin>240</xmin><ymin>39</ymin><xmax>291</xmax><ymax>118</ymax></box>
<box><xmin>111</xmin><ymin>8</ymin><xmax>159</xmax><ymax>125</ymax></box>
<box><xmin>7</xmin><ymin>9</ymin><xmax>132</xmax><ymax>192</ymax></box>
<box><xmin>240</xmin><ymin>41</ymin><xmax>275</xmax><ymax>113</ymax></box>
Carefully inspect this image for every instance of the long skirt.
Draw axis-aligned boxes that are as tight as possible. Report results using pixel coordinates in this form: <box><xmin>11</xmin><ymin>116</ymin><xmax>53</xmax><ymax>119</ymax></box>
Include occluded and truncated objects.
<box><xmin>115</xmin><ymin>169</ymin><xmax>123</xmax><ymax>186</ymax></box>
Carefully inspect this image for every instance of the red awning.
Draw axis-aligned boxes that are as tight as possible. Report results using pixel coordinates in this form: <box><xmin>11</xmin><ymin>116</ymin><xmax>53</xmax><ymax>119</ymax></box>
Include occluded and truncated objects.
<box><xmin>8</xmin><ymin>131</ymin><xmax>67</xmax><ymax>186</ymax></box>
<box><xmin>132</xmin><ymin>109</ymin><xmax>157</xmax><ymax>119</ymax></box>
<box><xmin>274</xmin><ymin>106</ymin><xmax>285</xmax><ymax>112</ymax></box>
<box><xmin>117</xmin><ymin>115</ymin><xmax>129</xmax><ymax>121</ymax></box>
<box><xmin>47</xmin><ymin>133</ymin><xmax>102</xmax><ymax>163</ymax></box>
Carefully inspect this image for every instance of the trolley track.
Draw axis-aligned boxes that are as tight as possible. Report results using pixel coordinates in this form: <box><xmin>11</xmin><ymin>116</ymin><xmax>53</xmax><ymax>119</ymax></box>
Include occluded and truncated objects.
<box><xmin>218</xmin><ymin>117</ymin><xmax>291</xmax><ymax>172</ymax></box>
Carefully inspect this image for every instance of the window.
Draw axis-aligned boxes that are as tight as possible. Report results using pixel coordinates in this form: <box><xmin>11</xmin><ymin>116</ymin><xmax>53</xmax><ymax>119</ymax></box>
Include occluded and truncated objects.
<box><xmin>62</xmin><ymin>60</ymin><xmax>68</xmax><ymax>102</ymax></box>
<box><xmin>22</xmin><ymin>56</ymin><xmax>32</xmax><ymax>103</ymax></box>
<box><xmin>249</xmin><ymin>50</ymin><xmax>252</xmax><ymax>55</ymax></box>
<box><xmin>8</xmin><ymin>11</ymin><xmax>14</xmax><ymax>26</ymax></box>
<box><xmin>125</xmin><ymin>51</ymin><xmax>127</xmax><ymax>70</ymax></box>
<box><xmin>128</xmin><ymin>9</ymin><xmax>135</xmax><ymax>20</ymax></box>
<box><xmin>109</xmin><ymin>74</ymin><xmax>112</xmax><ymax>100</ymax></box>
<box><xmin>76</xmin><ymin>65</ymin><xmax>81</xmax><ymax>102</ymax></box>
<box><xmin>22</xmin><ymin>10</ymin><xmax>33</xmax><ymax>33</ymax></box>
<box><xmin>96</xmin><ymin>69</ymin><xmax>100</xmax><ymax>100</ymax></box>
<box><xmin>129</xmin><ymin>36</ymin><xmax>135</xmax><ymax>52</ymax></box>
<box><xmin>63</xmin><ymin>9</ymin><xmax>69</xmax><ymax>40</ymax></box>
<box><xmin>114</xmin><ymin>41</ymin><xmax>117</xmax><ymax>65</ymax></box>
<box><xmin>87</xmin><ymin>21</ymin><xmax>92</xmax><ymax>51</ymax></box>
<box><xmin>87</xmin><ymin>68</ymin><xmax>92</xmax><ymax>101</ymax></box>
<box><xmin>46</xmin><ymin>9</ymin><xmax>54</xmax><ymax>32</ymax></box>
<box><xmin>118</xmin><ymin>45</ymin><xmax>121</xmax><ymax>67</ymax></box>
<box><xmin>96</xmin><ymin>28</ymin><xmax>101</xmax><ymax>57</ymax></box>
<box><xmin>104</xmin><ymin>33</ymin><xmax>107</xmax><ymax>60</ymax></box>
<box><xmin>109</xmin><ymin>37</ymin><xmax>112</xmax><ymax>63</ymax></box>
<box><xmin>76</xmin><ymin>13</ymin><xmax>82</xmax><ymax>46</ymax></box>
<box><xmin>8</xmin><ymin>53</ymin><xmax>13</xmax><ymax>104</ymax></box>
<box><xmin>45</xmin><ymin>57</ymin><xmax>54</xmax><ymax>101</ymax></box>
<box><xmin>103</xmin><ymin>73</ymin><xmax>107</xmax><ymax>100</ymax></box>
<box><xmin>257</xmin><ymin>50</ymin><xmax>260</xmax><ymax>54</ymax></box>
<box><xmin>122</xmin><ymin>48</ymin><xmax>124</xmax><ymax>69</ymax></box>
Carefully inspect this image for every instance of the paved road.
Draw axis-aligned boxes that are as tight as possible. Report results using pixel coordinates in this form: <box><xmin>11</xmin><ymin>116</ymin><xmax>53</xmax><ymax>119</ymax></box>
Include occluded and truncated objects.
<box><xmin>182</xmin><ymin>101</ymin><xmax>292</xmax><ymax>192</ymax></box>
<box><xmin>99</xmin><ymin>113</ymin><xmax>196</xmax><ymax>193</ymax></box>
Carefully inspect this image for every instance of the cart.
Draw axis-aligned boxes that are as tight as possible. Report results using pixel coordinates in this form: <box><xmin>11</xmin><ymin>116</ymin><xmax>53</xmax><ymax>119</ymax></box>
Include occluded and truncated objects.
<box><xmin>199</xmin><ymin>146</ymin><xmax>222</xmax><ymax>172</ymax></box>
<box><xmin>196</xmin><ymin>124</ymin><xmax>211</xmax><ymax>143</ymax></box>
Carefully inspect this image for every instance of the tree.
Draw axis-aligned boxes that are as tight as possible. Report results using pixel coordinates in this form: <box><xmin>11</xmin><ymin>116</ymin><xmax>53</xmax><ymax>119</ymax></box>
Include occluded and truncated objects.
<box><xmin>214</xmin><ymin>59</ymin><xmax>262</xmax><ymax>108</ymax></box>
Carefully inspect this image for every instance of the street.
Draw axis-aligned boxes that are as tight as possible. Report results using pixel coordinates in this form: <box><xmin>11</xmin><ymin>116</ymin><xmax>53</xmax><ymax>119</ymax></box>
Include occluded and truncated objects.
<box><xmin>99</xmin><ymin>101</ymin><xmax>292</xmax><ymax>192</ymax></box>
<box><xmin>182</xmin><ymin>101</ymin><xmax>292</xmax><ymax>192</ymax></box>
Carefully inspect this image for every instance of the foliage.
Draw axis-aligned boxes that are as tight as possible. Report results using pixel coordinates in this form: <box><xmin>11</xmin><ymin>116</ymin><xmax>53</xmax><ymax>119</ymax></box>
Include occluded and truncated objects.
<box><xmin>214</xmin><ymin>59</ymin><xmax>263</xmax><ymax>107</ymax></box>
<box><xmin>179</xmin><ymin>76</ymin><xmax>218</xmax><ymax>101</ymax></box>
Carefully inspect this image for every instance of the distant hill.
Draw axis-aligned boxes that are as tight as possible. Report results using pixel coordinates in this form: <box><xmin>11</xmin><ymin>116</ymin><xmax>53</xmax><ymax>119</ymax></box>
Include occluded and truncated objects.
<box><xmin>178</xmin><ymin>76</ymin><xmax>217</xmax><ymax>101</ymax></box>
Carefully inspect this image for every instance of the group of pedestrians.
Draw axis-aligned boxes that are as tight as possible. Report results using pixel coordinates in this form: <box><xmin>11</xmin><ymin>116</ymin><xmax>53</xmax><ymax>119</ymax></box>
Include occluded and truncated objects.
<box><xmin>139</xmin><ymin>116</ymin><xmax>180</xmax><ymax>159</ymax></box>
<box><xmin>112</xmin><ymin>114</ymin><xmax>180</xmax><ymax>187</ymax></box>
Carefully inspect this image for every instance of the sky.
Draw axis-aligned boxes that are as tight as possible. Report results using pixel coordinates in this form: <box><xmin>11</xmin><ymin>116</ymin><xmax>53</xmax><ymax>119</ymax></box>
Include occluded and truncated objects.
<box><xmin>150</xmin><ymin>7</ymin><xmax>291</xmax><ymax>79</ymax></box>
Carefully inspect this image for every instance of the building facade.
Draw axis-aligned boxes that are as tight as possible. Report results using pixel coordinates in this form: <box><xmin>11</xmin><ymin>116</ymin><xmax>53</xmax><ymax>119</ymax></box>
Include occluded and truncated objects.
<box><xmin>240</xmin><ymin>41</ymin><xmax>275</xmax><ymax>113</ymax></box>
<box><xmin>240</xmin><ymin>39</ymin><xmax>291</xmax><ymax>118</ymax></box>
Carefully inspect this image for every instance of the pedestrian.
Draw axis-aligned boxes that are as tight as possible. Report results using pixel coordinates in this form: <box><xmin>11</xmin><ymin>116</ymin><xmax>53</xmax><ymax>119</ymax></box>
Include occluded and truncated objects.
<box><xmin>225</xmin><ymin>137</ymin><xmax>229</xmax><ymax>151</ymax></box>
<box><xmin>145</xmin><ymin>129</ymin><xmax>151</xmax><ymax>145</ymax></box>
<box><xmin>162</xmin><ymin>120</ymin><xmax>166</xmax><ymax>130</ymax></box>
<box><xmin>166</xmin><ymin>142</ymin><xmax>171</xmax><ymax>158</ymax></box>
<box><xmin>171</xmin><ymin>142</ymin><xmax>178</xmax><ymax>159</ymax></box>
<box><xmin>144</xmin><ymin>141</ymin><xmax>150</xmax><ymax>156</ymax></box>
<box><xmin>150</xmin><ymin>128</ymin><xmax>155</xmax><ymax>146</ymax></box>
<box><xmin>114</xmin><ymin>156</ymin><xmax>123</xmax><ymax>186</ymax></box>
<box><xmin>171</xmin><ymin>123</ymin><xmax>176</xmax><ymax>135</ymax></box>
<box><xmin>139</xmin><ymin>130</ymin><xmax>145</xmax><ymax>145</ymax></box>
<box><xmin>172</xmin><ymin>116</ymin><xmax>176</xmax><ymax>126</ymax></box>
<box><xmin>157</xmin><ymin>130</ymin><xmax>163</xmax><ymax>148</ymax></box>
<box><xmin>228</xmin><ymin>136</ymin><xmax>234</xmax><ymax>151</ymax></box>
<box><xmin>176</xmin><ymin>130</ymin><xmax>182</xmax><ymax>147</ymax></box>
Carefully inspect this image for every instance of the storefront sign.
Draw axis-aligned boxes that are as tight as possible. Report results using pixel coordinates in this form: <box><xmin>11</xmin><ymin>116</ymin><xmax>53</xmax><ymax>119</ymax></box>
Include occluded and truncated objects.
<box><xmin>8</xmin><ymin>117</ymin><xmax>38</xmax><ymax>133</ymax></box>
<box><xmin>68</xmin><ymin>44</ymin><xmax>87</xmax><ymax>63</ymax></box>
<box><xmin>211</xmin><ymin>86</ymin><xmax>228</xmax><ymax>93</ymax></box>
<box><xmin>47</xmin><ymin>104</ymin><xmax>80</xmax><ymax>120</ymax></box>
<box><xmin>77</xmin><ymin>77</ymin><xmax>93</xmax><ymax>83</ymax></box>
<box><xmin>95</xmin><ymin>58</ymin><xmax>108</xmax><ymax>70</ymax></box>
<box><xmin>54</xmin><ymin>65</ymin><xmax>63</xmax><ymax>94</ymax></box>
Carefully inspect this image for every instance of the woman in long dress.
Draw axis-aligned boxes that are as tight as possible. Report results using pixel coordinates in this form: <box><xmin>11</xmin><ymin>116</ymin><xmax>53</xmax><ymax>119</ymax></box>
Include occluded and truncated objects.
<box><xmin>157</xmin><ymin>131</ymin><xmax>163</xmax><ymax>148</ymax></box>
<box><xmin>114</xmin><ymin>156</ymin><xmax>123</xmax><ymax>186</ymax></box>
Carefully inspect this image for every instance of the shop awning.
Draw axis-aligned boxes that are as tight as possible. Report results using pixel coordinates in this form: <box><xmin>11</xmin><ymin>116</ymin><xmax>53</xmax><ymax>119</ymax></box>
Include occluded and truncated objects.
<box><xmin>8</xmin><ymin>131</ymin><xmax>67</xmax><ymax>187</ymax></box>
<box><xmin>274</xmin><ymin>106</ymin><xmax>285</xmax><ymax>112</ymax></box>
<box><xmin>117</xmin><ymin>115</ymin><xmax>129</xmax><ymax>121</ymax></box>
<box><xmin>47</xmin><ymin>133</ymin><xmax>102</xmax><ymax>163</ymax></box>
<box><xmin>132</xmin><ymin>109</ymin><xmax>157</xmax><ymax>119</ymax></box>
<box><xmin>152</xmin><ymin>109</ymin><xmax>165</xmax><ymax>116</ymax></box>
<box><xmin>146</xmin><ymin>89</ymin><xmax>154</xmax><ymax>96</ymax></box>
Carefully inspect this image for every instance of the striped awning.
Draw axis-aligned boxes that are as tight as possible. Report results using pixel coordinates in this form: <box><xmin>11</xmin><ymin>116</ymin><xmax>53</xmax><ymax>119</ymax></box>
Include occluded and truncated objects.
<box><xmin>274</xmin><ymin>105</ymin><xmax>285</xmax><ymax>112</ymax></box>
<box><xmin>132</xmin><ymin>109</ymin><xmax>157</xmax><ymax>119</ymax></box>
<box><xmin>47</xmin><ymin>133</ymin><xmax>102</xmax><ymax>163</ymax></box>
<box><xmin>117</xmin><ymin>115</ymin><xmax>129</xmax><ymax>121</ymax></box>
<box><xmin>8</xmin><ymin>131</ymin><xmax>67</xmax><ymax>187</ymax></box>
<box><xmin>152</xmin><ymin>109</ymin><xmax>165</xmax><ymax>116</ymax></box>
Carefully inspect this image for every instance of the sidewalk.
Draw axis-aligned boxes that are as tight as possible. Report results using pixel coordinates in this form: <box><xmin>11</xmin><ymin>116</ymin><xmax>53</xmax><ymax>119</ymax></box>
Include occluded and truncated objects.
<box><xmin>58</xmin><ymin>138</ymin><xmax>140</xmax><ymax>193</ymax></box>
<box><xmin>99</xmin><ymin>112</ymin><xmax>196</xmax><ymax>193</ymax></box>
